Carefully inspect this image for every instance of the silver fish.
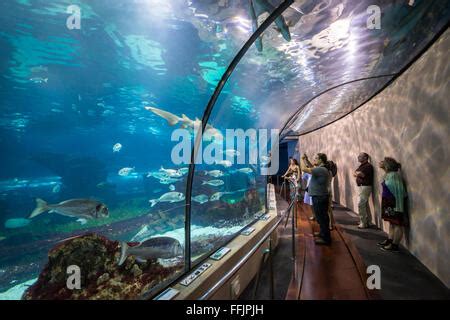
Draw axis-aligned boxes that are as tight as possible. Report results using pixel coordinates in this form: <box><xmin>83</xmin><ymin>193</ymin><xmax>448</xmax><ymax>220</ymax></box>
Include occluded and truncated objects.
<box><xmin>192</xmin><ymin>194</ymin><xmax>209</xmax><ymax>204</ymax></box>
<box><xmin>30</xmin><ymin>77</ymin><xmax>48</xmax><ymax>84</ymax></box>
<box><xmin>205</xmin><ymin>170</ymin><xmax>224</xmax><ymax>178</ymax></box>
<box><xmin>149</xmin><ymin>192</ymin><xmax>185</xmax><ymax>207</ymax></box>
<box><xmin>159</xmin><ymin>177</ymin><xmax>181</xmax><ymax>185</ymax></box>
<box><xmin>215</xmin><ymin>160</ymin><xmax>232</xmax><ymax>167</ymax></box>
<box><xmin>118</xmin><ymin>167</ymin><xmax>134</xmax><ymax>176</ymax></box>
<box><xmin>202</xmin><ymin>179</ymin><xmax>225</xmax><ymax>187</ymax></box>
<box><xmin>159</xmin><ymin>166</ymin><xmax>182</xmax><ymax>178</ymax></box>
<box><xmin>210</xmin><ymin>191</ymin><xmax>231</xmax><ymax>201</ymax></box>
<box><xmin>118</xmin><ymin>237</ymin><xmax>183</xmax><ymax>266</ymax></box>
<box><xmin>236</xmin><ymin>167</ymin><xmax>253</xmax><ymax>174</ymax></box>
<box><xmin>113</xmin><ymin>143</ymin><xmax>122</xmax><ymax>152</ymax></box>
<box><xmin>29</xmin><ymin>198</ymin><xmax>109</xmax><ymax>219</ymax></box>
<box><xmin>177</xmin><ymin>167</ymin><xmax>189</xmax><ymax>175</ymax></box>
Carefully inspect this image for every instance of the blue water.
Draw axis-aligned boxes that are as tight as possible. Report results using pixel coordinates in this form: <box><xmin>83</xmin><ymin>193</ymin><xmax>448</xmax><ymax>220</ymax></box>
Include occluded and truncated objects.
<box><xmin>0</xmin><ymin>0</ymin><xmax>268</xmax><ymax>296</ymax></box>
<box><xmin>1</xmin><ymin>0</ymin><xmax>449</xmax><ymax>298</ymax></box>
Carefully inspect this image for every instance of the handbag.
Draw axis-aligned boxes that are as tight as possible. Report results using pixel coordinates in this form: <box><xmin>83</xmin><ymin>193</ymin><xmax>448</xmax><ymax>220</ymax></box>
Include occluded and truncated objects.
<box><xmin>383</xmin><ymin>196</ymin><xmax>402</xmax><ymax>218</ymax></box>
<box><xmin>384</xmin><ymin>206</ymin><xmax>402</xmax><ymax>218</ymax></box>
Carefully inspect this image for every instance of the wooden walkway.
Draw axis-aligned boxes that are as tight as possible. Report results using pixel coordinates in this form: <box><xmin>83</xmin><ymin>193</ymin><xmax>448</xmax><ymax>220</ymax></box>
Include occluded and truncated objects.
<box><xmin>286</xmin><ymin>203</ymin><xmax>380</xmax><ymax>300</ymax></box>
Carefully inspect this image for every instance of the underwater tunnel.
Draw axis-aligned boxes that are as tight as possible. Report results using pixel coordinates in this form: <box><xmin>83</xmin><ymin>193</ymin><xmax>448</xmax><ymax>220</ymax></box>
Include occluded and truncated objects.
<box><xmin>0</xmin><ymin>0</ymin><xmax>449</xmax><ymax>301</ymax></box>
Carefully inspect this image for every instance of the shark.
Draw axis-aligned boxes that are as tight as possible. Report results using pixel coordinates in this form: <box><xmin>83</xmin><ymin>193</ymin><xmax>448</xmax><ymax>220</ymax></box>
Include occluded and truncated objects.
<box><xmin>248</xmin><ymin>0</ymin><xmax>292</xmax><ymax>52</ymax></box>
<box><xmin>144</xmin><ymin>106</ymin><xmax>197</xmax><ymax>128</ymax></box>
<box><xmin>144</xmin><ymin>106</ymin><xmax>223</xmax><ymax>141</ymax></box>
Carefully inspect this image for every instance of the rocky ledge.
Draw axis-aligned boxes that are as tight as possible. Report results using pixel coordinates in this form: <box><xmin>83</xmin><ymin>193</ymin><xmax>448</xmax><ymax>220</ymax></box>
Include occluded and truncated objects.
<box><xmin>22</xmin><ymin>233</ymin><xmax>183</xmax><ymax>300</ymax></box>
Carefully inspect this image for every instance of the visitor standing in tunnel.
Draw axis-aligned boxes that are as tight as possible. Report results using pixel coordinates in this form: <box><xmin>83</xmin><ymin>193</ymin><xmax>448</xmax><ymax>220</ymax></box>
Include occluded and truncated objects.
<box><xmin>354</xmin><ymin>153</ymin><xmax>374</xmax><ymax>229</ymax></box>
<box><xmin>301</xmin><ymin>170</ymin><xmax>313</xmax><ymax>206</ymax></box>
<box><xmin>325</xmin><ymin>160</ymin><xmax>337</xmax><ymax>230</ymax></box>
<box><xmin>300</xmin><ymin>156</ymin><xmax>316</xmax><ymax>221</ymax></box>
<box><xmin>300</xmin><ymin>153</ymin><xmax>331</xmax><ymax>245</ymax></box>
<box><xmin>282</xmin><ymin>158</ymin><xmax>301</xmax><ymax>203</ymax></box>
<box><xmin>378</xmin><ymin>157</ymin><xmax>408</xmax><ymax>252</ymax></box>
<box><xmin>282</xmin><ymin>158</ymin><xmax>301</xmax><ymax>182</ymax></box>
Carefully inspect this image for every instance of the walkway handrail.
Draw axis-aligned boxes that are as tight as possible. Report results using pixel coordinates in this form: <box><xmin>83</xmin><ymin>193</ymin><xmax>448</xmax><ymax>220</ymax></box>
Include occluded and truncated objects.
<box><xmin>184</xmin><ymin>0</ymin><xmax>294</xmax><ymax>272</ymax></box>
<box><xmin>199</xmin><ymin>185</ymin><xmax>298</xmax><ymax>300</ymax></box>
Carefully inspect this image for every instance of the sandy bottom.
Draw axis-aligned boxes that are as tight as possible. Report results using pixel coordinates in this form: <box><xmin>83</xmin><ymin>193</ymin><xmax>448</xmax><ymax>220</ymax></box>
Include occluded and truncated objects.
<box><xmin>0</xmin><ymin>224</ymin><xmax>244</xmax><ymax>299</ymax></box>
<box><xmin>0</xmin><ymin>278</ymin><xmax>37</xmax><ymax>300</ymax></box>
<box><xmin>132</xmin><ymin>224</ymin><xmax>244</xmax><ymax>244</ymax></box>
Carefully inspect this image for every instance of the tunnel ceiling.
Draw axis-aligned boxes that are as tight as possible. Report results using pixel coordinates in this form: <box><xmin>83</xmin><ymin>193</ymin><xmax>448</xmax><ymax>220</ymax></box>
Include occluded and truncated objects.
<box><xmin>164</xmin><ymin>0</ymin><xmax>450</xmax><ymax>138</ymax></box>
<box><xmin>204</xmin><ymin>0</ymin><xmax>450</xmax><ymax>138</ymax></box>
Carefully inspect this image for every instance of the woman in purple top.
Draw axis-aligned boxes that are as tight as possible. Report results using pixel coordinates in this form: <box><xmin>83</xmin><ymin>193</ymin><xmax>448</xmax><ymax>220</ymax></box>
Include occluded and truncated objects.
<box><xmin>378</xmin><ymin>157</ymin><xmax>408</xmax><ymax>252</ymax></box>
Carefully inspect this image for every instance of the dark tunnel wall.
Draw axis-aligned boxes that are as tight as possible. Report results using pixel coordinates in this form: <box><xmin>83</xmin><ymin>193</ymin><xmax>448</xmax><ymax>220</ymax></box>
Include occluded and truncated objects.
<box><xmin>298</xmin><ymin>29</ymin><xmax>450</xmax><ymax>287</ymax></box>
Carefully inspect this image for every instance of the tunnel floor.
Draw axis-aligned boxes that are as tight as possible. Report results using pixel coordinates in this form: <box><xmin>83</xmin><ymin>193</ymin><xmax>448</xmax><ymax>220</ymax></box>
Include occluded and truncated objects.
<box><xmin>240</xmin><ymin>195</ymin><xmax>449</xmax><ymax>300</ymax></box>
<box><xmin>332</xmin><ymin>204</ymin><xmax>449</xmax><ymax>300</ymax></box>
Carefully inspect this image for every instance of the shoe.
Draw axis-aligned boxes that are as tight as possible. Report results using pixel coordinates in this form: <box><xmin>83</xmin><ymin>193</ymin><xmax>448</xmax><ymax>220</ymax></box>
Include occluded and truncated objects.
<box><xmin>314</xmin><ymin>237</ymin><xmax>331</xmax><ymax>245</ymax></box>
<box><xmin>381</xmin><ymin>243</ymin><xmax>399</xmax><ymax>252</ymax></box>
<box><xmin>357</xmin><ymin>223</ymin><xmax>368</xmax><ymax>229</ymax></box>
<box><xmin>313</xmin><ymin>232</ymin><xmax>320</xmax><ymax>237</ymax></box>
<box><xmin>377</xmin><ymin>239</ymin><xmax>392</xmax><ymax>247</ymax></box>
<box><xmin>309</xmin><ymin>216</ymin><xmax>315</xmax><ymax>221</ymax></box>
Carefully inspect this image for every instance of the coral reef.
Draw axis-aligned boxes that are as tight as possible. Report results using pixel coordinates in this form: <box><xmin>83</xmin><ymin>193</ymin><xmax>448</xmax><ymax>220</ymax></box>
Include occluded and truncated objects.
<box><xmin>22</xmin><ymin>233</ymin><xmax>182</xmax><ymax>300</ymax></box>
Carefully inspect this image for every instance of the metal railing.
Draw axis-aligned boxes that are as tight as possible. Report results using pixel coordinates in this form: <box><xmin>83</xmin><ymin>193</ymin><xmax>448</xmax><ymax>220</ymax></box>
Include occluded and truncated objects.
<box><xmin>199</xmin><ymin>184</ymin><xmax>298</xmax><ymax>300</ymax></box>
<box><xmin>183</xmin><ymin>0</ymin><xmax>294</xmax><ymax>272</ymax></box>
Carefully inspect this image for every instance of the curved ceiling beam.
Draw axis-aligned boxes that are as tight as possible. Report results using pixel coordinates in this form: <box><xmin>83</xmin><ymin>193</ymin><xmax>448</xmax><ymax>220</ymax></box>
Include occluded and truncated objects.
<box><xmin>183</xmin><ymin>0</ymin><xmax>295</xmax><ymax>271</ymax></box>
<box><xmin>280</xmin><ymin>21</ymin><xmax>450</xmax><ymax>139</ymax></box>
<box><xmin>279</xmin><ymin>74</ymin><xmax>397</xmax><ymax>139</ymax></box>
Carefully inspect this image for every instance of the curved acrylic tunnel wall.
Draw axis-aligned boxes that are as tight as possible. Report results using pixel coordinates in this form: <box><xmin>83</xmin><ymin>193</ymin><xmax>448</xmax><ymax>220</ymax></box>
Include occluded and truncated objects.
<box><xmin>0</xmin><ymin>0</ymin><xmax>286</xmax><ymax>298</ymax></box>
<box><xmin>297</xmin><ymin>29</ymin><xmax>450</xmax><ymax>286</ymax></box>
<box><xmin>0</xmin><ymin>0</ymin><xmax>449</xmax><ymax>299</ymax></box>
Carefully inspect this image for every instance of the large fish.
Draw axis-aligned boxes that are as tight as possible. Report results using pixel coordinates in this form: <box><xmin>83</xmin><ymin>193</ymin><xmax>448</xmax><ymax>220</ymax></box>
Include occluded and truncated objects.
<box><xmin>160</xmin><ymin>166</ymin><xmax>182</xmax><ymax>178</ymax></box>
<box><xmin>145</xmin><ymin>106</ymin><xmax>199</xmax><ymax>129</ymax></box>
<box><xmin>145</xmin><ymin>106</ymin><xmax>222</xmax><ymax>140</ymax></box>
<box><xmin>205</xmin><ymin>170</ymin><xmax>224</xmax><ymax>178</ymax></box>
<box><xmin>248</xmin><ymin>0</ymin><xmax>292</xmax><ymax>52</ymax></box>
<box><xmin>236</xmin><ymin>167</ymin><xmax>254</xmax><ymax>174</ymax></box>
<box><xmin>118</xmin><ymin>237</ymin><xmax>183</xmax><ymax>266</ymax></box>
<box><xmin>210</xmin><ymin>191</ymin><xmax>231</xmax><ymax>201</ymax></box>
<box><xmin>202</xmin><ymin>179</ymin><xmax>225</xmax><ymax>187</ymax></box>
<box><xmin>145</xmin><ymin>106</ymin><xmax>182</xmax><ymax>126</ymax></box>
<box><xmin>149</xmin><ymin>192</ymin><xmax>185</xmax><ymax>207</ymax></box>
<box><xmin>249</xmin><ymin>0</ymin><xmax>263</xmax><ymax>52</ymax></box>
<box><xmin>29</xmin><ymin>198</ymin><xmax>109</xmax><ymax>219</ymax></box>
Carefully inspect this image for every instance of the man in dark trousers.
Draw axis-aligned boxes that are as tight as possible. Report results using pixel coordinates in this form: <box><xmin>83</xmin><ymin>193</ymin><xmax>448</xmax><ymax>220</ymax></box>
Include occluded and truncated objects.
<box><xmin>353</xmin><ymin>152</ymin><xmax>374</xmax><ymax>228</ymax></box>
<box><xmin>301</xmin><ymin>153</ymin><xmax>331</xmax><ymax>245</ymax></box>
